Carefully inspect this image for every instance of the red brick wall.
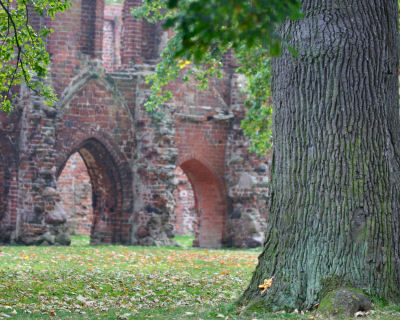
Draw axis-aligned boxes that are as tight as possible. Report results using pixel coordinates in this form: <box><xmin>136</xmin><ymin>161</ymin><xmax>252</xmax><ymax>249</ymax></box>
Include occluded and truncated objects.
<box><xmin>55</xmin><ymin>78</ymin><xmax>135</xmax><ymax>244</ymax></box>
<box><xmin>103</xmin><ymin>3</ymin><xmax>123</xmax><ymax>72</ymax></box>
<box><xmin>224</xmin><ymin>73</ymin><xmax>270</xmax><ymax>248</ymax></box>
<box><xmin>58</xmin><ymin>152</ymin><xmax>93</xmax><ymax>235</ymax></box>
<box><xmin>121</xmin><ymin>0</ymin><xmax>162</xmax><ymax>66</ymax></box>
<box><xmin>81</xmin><ymin>0</ymin><xmax>97</xmax><ymax>56</ymax></box>
<box><xmin>57</xmin><ymin>138</ymin><xmax>126</xmax><ymax>244</ymax></box>
<box><xmin>176</xmin><ymin>119</ymin><xmax>230</xmax><ymax>248</ymax></box>
<box><xmin>0</xmin><ymin>124</ymin><xmax>17</xmax><ymax>233</ymax></box>
<box><xmin>0</xmin><ymin>150</ymin><xmax>12</xmax><ymax>242</ymax></box>
<box><xmin>47</xmin><ymin>0</ymin><xmax>104</xmax><ymax>94</ymax></box>
<box><xmin>0</xmin><ymin>0</ymin><xmax>269</xmax><ymax>248</ymax></box>
<box><xmin>0</xmin><ymin>114</ymin><xmax>21</xmax><ymax>242</ymax></box>
<box><xmin>121</xmin><ymin>0</ymin><xmax>143</xmax><ymax>66</ymax></box>
<box><xmin>0</xmin><ymin>142</ymin><xmax>14</xmax><ymax>235</ymax></box>
<box><xmin>0</xmin><ymin>162</ymin><xmax>7</xmax><ymax>222</ymax></box>
<box><xmin>180</xmin><ymin>159</ymin><xmax>225</xmax><ymax>248</ymax></box>
<box><xmin>173</xmin><ymin>167</ymin><xmax>195</xmax><ymax>236</ymax></box>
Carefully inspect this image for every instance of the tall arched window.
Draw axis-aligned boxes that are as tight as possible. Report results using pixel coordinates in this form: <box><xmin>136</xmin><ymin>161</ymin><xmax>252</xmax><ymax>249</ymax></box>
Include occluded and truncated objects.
<box><xmin>81</xmin><ymin>0</ymin><xmax>97</xmax><ymax>55</ymax></box>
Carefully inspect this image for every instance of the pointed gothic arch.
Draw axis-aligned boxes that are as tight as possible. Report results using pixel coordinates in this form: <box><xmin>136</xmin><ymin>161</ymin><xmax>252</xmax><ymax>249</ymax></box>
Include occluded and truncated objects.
<box><xmin>57</xmin><ymin>138</ymin><xmax>127</xmax><ymax>244</ymax></box>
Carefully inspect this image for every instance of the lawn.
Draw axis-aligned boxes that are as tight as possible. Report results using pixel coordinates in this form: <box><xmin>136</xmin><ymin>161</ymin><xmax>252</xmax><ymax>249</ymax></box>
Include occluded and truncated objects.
<box><xmin>0</xmin><ymin>236</ymin><xmax>399</xmax><ymax>319</ymax></box>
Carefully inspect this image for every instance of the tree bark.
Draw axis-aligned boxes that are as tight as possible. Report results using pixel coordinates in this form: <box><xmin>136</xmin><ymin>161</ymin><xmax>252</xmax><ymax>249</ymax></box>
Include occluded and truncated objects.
<box><xmin>241</xmin><ymin>0</ymin><xmax>400</xmax><ymax>310</ymax></box>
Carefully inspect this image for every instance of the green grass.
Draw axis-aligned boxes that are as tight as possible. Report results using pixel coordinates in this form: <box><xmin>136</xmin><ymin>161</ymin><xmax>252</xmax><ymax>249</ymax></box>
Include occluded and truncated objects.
<box><xmin>173</xmin><ymin>235</ymin><xmax>194</xmax><ymax>248</ymax></box>
<box><xmin>0</xmin><ymin>236</ymin><xmax>399</xmax><ymax>319</ymax></box>
<box><xmin>70</xmin><ymin>235</ymin><xmax>91</xmax><ymax>247</ymax></box>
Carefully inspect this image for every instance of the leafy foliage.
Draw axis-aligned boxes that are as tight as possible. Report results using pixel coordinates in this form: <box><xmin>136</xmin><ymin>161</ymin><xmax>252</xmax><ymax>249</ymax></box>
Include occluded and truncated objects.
<box><xmin>236</xmin><ymin>49</ymin><xmax>273</xmax><ymax>154</ymax></box>
<box><xmin>164</xmin><ymin>0</ymin><xmax>302</xmax><ymax>61</ymax></box>
<box><xmin>0</xmin><ymin>0</ymin><xmax>70</xmax><ymax>112</ymax></box>
<box><xmin>133</xmin><ymin>0</ymin><xmax>302</xmax><ymax>154</ymax></box>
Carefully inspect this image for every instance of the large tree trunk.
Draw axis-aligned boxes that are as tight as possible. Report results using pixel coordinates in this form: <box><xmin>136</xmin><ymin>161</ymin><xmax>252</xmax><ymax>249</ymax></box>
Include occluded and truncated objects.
<box><xmin>241</xmin><ymin>0</ymin><xmax>400</xmax><ymax>310</ymax></box>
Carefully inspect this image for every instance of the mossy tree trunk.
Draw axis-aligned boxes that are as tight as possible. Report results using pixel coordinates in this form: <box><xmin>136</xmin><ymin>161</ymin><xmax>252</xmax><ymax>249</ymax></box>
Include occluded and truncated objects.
<box><xmin>241</xmin><ymin>0</ymin><xmax>400</xmax><ymax>310</ymax></box>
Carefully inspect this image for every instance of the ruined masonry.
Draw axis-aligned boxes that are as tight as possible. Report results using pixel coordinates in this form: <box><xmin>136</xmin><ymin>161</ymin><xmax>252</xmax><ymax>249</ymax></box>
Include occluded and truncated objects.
<box><xmin>0</xmin><ymin>0</ymin><xmax>269</xmax><ymax>248</ymax></box>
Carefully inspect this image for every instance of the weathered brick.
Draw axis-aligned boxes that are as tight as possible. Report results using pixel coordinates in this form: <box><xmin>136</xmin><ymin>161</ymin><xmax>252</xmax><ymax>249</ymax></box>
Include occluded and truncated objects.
<box><xmin>0</xmin><ymin>0</ymin><xmax>269</xmax><ymax>248</ymax></box>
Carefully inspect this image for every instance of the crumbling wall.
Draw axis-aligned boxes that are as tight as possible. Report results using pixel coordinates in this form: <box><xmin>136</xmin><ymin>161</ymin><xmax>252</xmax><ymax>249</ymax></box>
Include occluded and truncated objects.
<box><xmin>55</xmin><ymin>71</ymin><xmax>135</xmax><ymax>244</ymax></box>
<box><xmin>0</xmin><ymin>0</ymin><xmax>269</xmax><ymax>248</ymax></box>
<box><xmin>173</xmin><ymin>167</ymin><xmax>195</xmax><ymax>236</ymax></box>
<box><xmin>224</xmin><ymin>74</ymin><xmax>270</xmax><ymax>248</ymax></box>
<box><xmin>0</xmin><ymin>112</ymin><xmax>19</xmax><ymax>243</ymax></box>
<box><xmin>46</xmin><ymin>0</ymin><xmax>104</xmax><ymax>95</ymax></box>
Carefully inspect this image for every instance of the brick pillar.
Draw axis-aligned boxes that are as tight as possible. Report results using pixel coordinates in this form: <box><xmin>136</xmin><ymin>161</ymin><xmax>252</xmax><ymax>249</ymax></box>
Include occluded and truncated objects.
<box><xmin>173</xmin><ymin>167</ymin><xmax>195</xmax><ymax>235</ymax></box>
<box><xmin>15</xmin><ymin>93</ymin><xmax>70</xmax><ymax>245</ymax></box>
<box><xmin>0</xmin><ymin>128</ymin><xmax>18</xmax><ymax>243</ymax></box>
<box><xmin>121</xmin><ymin>0</ymin><xmax>143</xmax><ymax>67</ymax></box>
<box><xmin>128</xmin><ymin>66</ymin><xmax>178</xmax><ymax>246</ymax></box>
<box><xmin>224</xmin><ymin>73</ymin><xmax>270</xmax><ymax>248</ymax></box>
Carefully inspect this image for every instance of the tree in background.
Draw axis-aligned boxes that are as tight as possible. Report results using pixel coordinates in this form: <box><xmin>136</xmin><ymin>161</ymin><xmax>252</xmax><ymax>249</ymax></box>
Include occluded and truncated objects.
<box><xmin>0</xmin><ymin>0</ymin><xmax>70</xmax><ymax>111</ymax></box>
<box><xmin>137</xmin><ymin>0</ymin><xmax>400</xmax><ymax>312</ymax></box>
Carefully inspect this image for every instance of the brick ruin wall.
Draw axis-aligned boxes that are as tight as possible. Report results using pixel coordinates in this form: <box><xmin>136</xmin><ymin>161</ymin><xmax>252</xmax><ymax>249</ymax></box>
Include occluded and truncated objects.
<box><xmin>57</xmin><ymin>155</ymin><xmax>198</xmax><ymax>237</ymax></box>
<box><xmin>0</xmin><ymin>0</ymin><xmax>269</xmax><ymax>248</ymax></box>
<box><xmin>173</xmin><ymin>167</ymin><xmax>196</xmax><ymax>236</ymax></box>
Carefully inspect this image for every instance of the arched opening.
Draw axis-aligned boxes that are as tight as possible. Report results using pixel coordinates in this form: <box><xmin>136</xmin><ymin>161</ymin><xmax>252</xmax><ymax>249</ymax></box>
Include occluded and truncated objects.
<box><xmin>57</xmin><ymin>138</ymin><xmax>123</xmax><ymax>245</ymax></box>
<box><xmin>178</xmin><ymin>159</ymin><xmax>227</xmax><ymax>248</ymax></box>
<box><xmin>58</xmin><ymin>152</ymin><xmax>93</xmax><ymax>238</ymax></box>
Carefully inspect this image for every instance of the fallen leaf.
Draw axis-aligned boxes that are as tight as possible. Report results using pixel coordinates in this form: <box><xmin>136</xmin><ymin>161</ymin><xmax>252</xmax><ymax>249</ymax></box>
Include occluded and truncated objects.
<box><xmin>258</xmin><ymin>278</ymin><xmax>273</xmax><ymax>294</ymax></box>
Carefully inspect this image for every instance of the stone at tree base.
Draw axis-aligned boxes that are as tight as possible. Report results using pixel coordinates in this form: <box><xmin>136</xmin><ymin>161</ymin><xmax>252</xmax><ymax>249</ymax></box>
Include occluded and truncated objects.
<box><xmin>317</xmin><ymin>288</ymin><xmax>372</xmax><ymax>317</ymax></box>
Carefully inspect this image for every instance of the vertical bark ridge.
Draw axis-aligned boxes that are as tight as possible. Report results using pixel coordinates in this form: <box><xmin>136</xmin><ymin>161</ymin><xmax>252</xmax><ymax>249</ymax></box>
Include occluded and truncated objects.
<box><xmin>241</xmin><ymin>0</ymin><xmax>400</xmax><ymax>310</ymax></box>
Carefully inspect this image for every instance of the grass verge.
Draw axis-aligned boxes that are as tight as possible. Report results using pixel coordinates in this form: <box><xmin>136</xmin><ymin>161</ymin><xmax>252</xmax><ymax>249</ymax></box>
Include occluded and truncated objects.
<box><xmin>0</xmin><ymin>236</ymin><xmax>399</xmax><ymax>319</ymax></box>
